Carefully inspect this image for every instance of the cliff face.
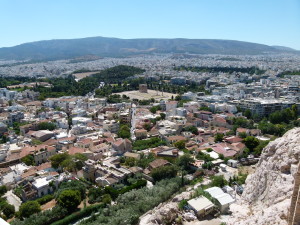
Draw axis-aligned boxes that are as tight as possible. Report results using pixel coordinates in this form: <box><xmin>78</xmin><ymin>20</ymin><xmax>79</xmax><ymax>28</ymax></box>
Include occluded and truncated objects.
<box><xmin>227</xmin><ymin>128</ymin><xmax>300</xmax><ymax>225</ymax></box>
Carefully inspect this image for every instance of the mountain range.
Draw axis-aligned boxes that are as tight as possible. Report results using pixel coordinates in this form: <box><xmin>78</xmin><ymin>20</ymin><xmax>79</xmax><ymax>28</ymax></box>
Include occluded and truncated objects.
<box><xmin>0</xmin><ymin>37</ymin><xmax>298</xmax><ymax>60</ymax></box>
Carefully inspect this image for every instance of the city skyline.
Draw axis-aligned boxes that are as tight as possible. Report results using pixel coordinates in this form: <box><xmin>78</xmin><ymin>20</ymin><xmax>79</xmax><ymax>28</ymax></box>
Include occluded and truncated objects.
<box><xmin>0</xmin><ymin>0</ymin><xmax>300</xmax><ymax>50</ymax></box>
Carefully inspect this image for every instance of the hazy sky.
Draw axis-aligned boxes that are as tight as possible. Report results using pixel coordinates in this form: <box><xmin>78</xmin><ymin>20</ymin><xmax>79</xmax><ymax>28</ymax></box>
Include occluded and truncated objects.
<box><xmin>1</xmin><ymin>0</ymin><xmax>300</xmax><ymax>49</ymax></box>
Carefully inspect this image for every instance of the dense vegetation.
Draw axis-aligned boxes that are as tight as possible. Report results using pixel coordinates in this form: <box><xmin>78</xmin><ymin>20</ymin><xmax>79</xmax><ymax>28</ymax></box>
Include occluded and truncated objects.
<box><xmin>88</xmin><ymin>179</ymin><xmax>147</xmax><ymax>204</ymax></box>
<box><xmin>37</xmin><ymin>122</ymin><xmax>56</xmax><ymax>131</ymax></box>
<box><xmin>49</xmin><ymin>153</ymin><xmax>87</xmax><ymax>172</ymax></box>
<box><xmin>34</xmin><ymin>65</ymin><xmax>144</xmax><ymax>99</ymax></box>
<box><xmin>0</xmin><ymin>77</ymin><xmax>37</xmax><ymax>88</ymax></box>
<box><xmin>175</xmin><ymin>66</ymin><xmax>266</xmax><ymax>75</ymax></box>
<box><xmin>132</xmin><ymin>137</ymin><xmax>167</xmax><ymax>150</ymax></box>
<box><xmin>258</xmin><ymin>106</ymin><xmax>299</xmax><ymax>136</ymax></box>
<box><xmin>278</xmin><ymin>70</ymin><xmax>300</xmax><ymax>77</ymax></box>
<box><xmin>80</xmin><ymin>177</ymin><xmax>182</xmax><ymax>225</ymax></box>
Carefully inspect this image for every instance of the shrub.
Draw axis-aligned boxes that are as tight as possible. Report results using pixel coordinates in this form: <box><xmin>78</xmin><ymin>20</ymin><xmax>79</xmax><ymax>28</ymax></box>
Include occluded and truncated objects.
<box><xmin>178</xmin><ymin>199</ymin><xmax>188</xmax><ymax>210</ymax></box>
<box><xmin>36</xmin><ymin>194</ymin><xmax>54</xmax><ymax>205</ymax></box>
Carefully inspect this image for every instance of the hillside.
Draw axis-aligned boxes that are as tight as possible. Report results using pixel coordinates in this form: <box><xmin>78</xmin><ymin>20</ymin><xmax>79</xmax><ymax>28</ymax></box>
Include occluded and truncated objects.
<box><xmin>226</xmin><ymin>128</ymin><xmax>300</xmax><ymax>225</ymax></box>
<box><xmin>0</xmin><ymin>37</ymin><xmax>297</xmax><ymax>60</ymax></box>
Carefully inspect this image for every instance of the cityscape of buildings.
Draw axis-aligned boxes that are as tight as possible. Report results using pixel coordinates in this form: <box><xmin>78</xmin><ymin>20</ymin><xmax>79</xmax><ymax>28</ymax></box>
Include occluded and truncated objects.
<box><xmin>0</xmin><ymin>52</ymin><xmax>299</xmax><ymax>224</ymax></box>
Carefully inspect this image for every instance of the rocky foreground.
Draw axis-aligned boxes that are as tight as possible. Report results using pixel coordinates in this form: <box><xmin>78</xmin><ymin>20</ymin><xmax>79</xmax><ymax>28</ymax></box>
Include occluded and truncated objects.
<box><xmin>226</xmin><ymin>128</ymin><xmax>300</xmax><ymax>225</ymax></box>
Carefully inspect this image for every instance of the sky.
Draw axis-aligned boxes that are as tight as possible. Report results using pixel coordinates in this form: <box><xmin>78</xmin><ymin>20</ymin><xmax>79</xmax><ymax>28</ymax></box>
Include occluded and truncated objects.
<box><xmin>0</xmin><ymin>0</ymin><xmax>300</xmax><ymax>49</ymax></box>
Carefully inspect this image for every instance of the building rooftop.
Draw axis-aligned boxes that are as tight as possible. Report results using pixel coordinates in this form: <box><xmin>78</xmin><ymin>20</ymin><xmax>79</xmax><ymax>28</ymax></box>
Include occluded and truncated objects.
<box><xmin>188</xmin><ymin>196</ymin><xmax>214</xmax><ymax>212</ymax></box>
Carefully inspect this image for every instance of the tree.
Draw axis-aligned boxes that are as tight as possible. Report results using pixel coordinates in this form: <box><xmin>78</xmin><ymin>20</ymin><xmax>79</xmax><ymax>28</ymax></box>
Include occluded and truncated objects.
<box><xmin>19</xmin><ymin>201</ymin><xmax>41</xmax><ymax>218</ymax></box>
<box><xmin>49</xmin><ymin>153</ymin><xmax>69</xmax><ymax>169</ymax></box>
<box><xmin>2</xmin><ymin>203</ymin><xmax>15</xmax><ymax>218</ymax></box>
<box><xmin>150</xmin><ymin>105</ymin><xmax>161</xmax><ymax>114</ymax></box>
<box><xmin>0</xmin><ymin>186</ymin><xmax>7</xmax><ymax>196</ymax></box>
<box><xmin>177</xmin><ymin>154</ymin><xmax>195</xmax><ymax>171</ymax></box>
<box><xmin>214</xmin><ymin>133</ymin><xmax>224</xmax><ymax>143</ymax></box>
<box><xmin>118</xmin><ymin>125</ymin><xmax>131</xmax><ymax>139</ymax></box>
<box><xmin>73</xmin><ymin>153</ymin><xmax>88</xmax><ymax>170</ymax></box>
<box><xmin>253</xmin><ymin>140</ymin><xmax>270</xmax><ymax>156</ymax></box>
<box><xmin>21</xmin><ymin>154</ymin><xmax>35</xmax><ymax>166</ymax></box>
<box><xmin>292</xmin><ymin>104</ymin><xmax>298</xmax><ymax>119</ymax></box>
<box><xmin>57</xmin><ymin>180</ymin><xmax>86</xmax><ymax>200</ymax></box>
<box><xmin>56</xmin><ymin>190</ymin><xmax>81</xmax><ymax>212</ymax></box>
<box><xmin>174</xmin><ymin>140</ymin><xmax>186</xmax><ymax>150</ymax></box>
<box><xmin>243</xmin><ymin>109</ymin><xmax>252</xmax><ymax>119</ymax></box>
<box><xmin>184</xmin><ymin>126</ymin><xmax>199</xmax><ymax>135</ymax></box>
<box><xmin>61</xmin><ymin>158</ymin><xmax>76</xmax><ymax>172</ymax></box>
<box><xmin>244</xmin><ymin>136</ymin><xmax>260</xmax><ymax>152</ymax></box>
<box><xmin>37</xmin><ymin>122</ymin><xmax>56</xmax><ymax>131</ymax></box>
<box><xmin>202</xmin><ymin>161</ymin><xmax>213</xmax><ymax>170</ymax></box>
<box><xmin>196</xmin><ymin>151</ymin><xmax>213</xmax><ymax>162</ymax></box>
<box><xmin>143</xmin><ymin>123</ymin><xmax>151</xmax><ymax>131</ymax></box>
<box><xmin>102</xmin><ymin>194</ymin><xmax>112</xmax><ymax>205</ymax></box>
<box><xmin>151</xmin><ymin>165</ymin><xmax>178</xmax><ymax>182</ymax></box>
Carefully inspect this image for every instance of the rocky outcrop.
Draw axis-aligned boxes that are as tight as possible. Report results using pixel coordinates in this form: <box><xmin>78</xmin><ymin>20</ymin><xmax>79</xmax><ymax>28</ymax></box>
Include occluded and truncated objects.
<box><xmin>227</xmin><ymin>128</ymin><xmax>300</xmax><ymax>225</ymax></box>
<box><xmin>139</xmin><ymin>191</ymin><xmax>191</xmax><ymax>225</ymax></box>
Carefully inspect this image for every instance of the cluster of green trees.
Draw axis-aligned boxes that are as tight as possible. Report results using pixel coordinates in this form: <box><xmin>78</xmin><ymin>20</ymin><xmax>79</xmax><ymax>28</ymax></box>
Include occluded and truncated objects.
<box><xmin>183</xmin><ymin>126</ymin><xmax>199</xmax><ymax>135</ymax></box>
<box><xmin>0</xmin><ymin>77</ymin><xmax>37</xmax><ymax>88</ymax></box>
<box><xmin>88</xmin><ymin>179</ymin><xmax>146</xmax><ymax>204</ymax></box>
<box><xmin>242</xmin><ymin>136</ymin><xmax>270</xmax><ymax>157</ymax></box>
<box><xmin>278</xmin><ymin>70</ymin><xmax>300</xmax><ymax>77</ymax></box>
<box><xmin>80</xmin><ymin>177</ymin><xmax>182</xmax><ymax>225</ymax></box>
<box><xmin>150</xmin><ymin>105</ymin><xmax>162</xmax><ymax>114</ymax></box>
<box><xmin>269</xmin><ymin>106</ymin><xmax>298</xmax><ymax>124</ymax></box>
<box><xmin>118</xmin><ymin>125</ymin><xmax>131</xmax><ymax>139</ymax></box>
<box><xmin>49</xmin><ymin>153</ymin><xmax>87</xmax><ymax>172</ymax></box>
<box><xmin>175</xmin><ymin>66</ymin><xmax>265</xmax><ymax>75</ymax></box>
<box><xmin>132</xmin><ymin>137</ymin><xmax>167</xmax><ymax>150</ymax></box>
<box><xmin>151</xmin><ymin>165</ymin><xmax>178</xmax><ymax>182</ymax></box>
<box><xmin>12</xmin><ymin>205</ymin><xmax>68</xmax><ymax>225</ymax></box>
<box><xmin>34</xmin><ymin>65</ymin><xmax>145</xmax><ymax>99</ymax></box>
<box><xmin>214</xmin><ymin>133</ymin><xmax>224</xmax><ymax>142</ymax></box>
<box><xmin>258</xmin><ymin>106</ymin><xmax>299</xmax><ymax>136</ymax></box>
<box><xmin>230</xmin><ymin>117</ymin><xmax>255</xmax><ymax>130</ymax></box>
<box><xmin>56</xmin><ymin>190</ymin><xmax>82</xmax><ymax>212</ymax></box>
<box><xmin>37</xmin><ymin>122</ymin><xmax>56</xmax><ymax>131</ymax></box>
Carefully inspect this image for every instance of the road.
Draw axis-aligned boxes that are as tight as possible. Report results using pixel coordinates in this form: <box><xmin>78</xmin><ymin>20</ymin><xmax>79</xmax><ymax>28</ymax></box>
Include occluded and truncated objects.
<box><xmin>130</xmin><ymin>103</ymin><xmax>136</xmax><ymax>141</ymax></box>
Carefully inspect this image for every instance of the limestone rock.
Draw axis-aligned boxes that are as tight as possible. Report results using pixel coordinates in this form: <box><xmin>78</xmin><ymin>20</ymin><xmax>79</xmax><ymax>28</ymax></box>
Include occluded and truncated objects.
<box><xmin>226</xmin><ymin>128</ymin><xmax>300</xmax><ymax>225</ymax></box>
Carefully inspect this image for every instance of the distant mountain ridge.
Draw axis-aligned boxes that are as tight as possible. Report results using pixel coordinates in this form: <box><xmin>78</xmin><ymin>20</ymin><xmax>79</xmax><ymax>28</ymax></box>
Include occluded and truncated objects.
<box><xmin>0</xmin><ymin>36</ymin><xmax>298</xmax><ymax>60</ymax></box>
